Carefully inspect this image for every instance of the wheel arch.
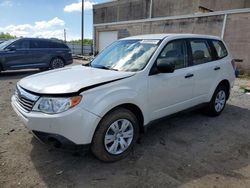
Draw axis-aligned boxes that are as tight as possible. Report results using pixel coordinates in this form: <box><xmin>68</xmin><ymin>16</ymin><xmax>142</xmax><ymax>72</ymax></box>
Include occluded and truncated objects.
<box><xmin>93</xmin><ymin>103</ymin><xmax>145</xmax><ymax>141</ymax></box>
<box><xmin>50</xmin><ymin>56</ymin><xmax>66</xmax><ymax>64</ymax></box>
<box><xmin>115</xmin><ymin>103</ymin><xmax>144</xmax><ymax>133</ymax></box>
<box><xmin>217</xmin><ymin>79</ymin><xmax>231</xmax><ymax>100</ymax></box>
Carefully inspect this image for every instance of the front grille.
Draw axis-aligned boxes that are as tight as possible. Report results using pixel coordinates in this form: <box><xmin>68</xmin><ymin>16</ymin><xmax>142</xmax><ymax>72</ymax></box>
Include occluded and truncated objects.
<box><xmin>15</xmin><ymin>85</ymin><xmax>39</xmax><ymax>112</ymax></box>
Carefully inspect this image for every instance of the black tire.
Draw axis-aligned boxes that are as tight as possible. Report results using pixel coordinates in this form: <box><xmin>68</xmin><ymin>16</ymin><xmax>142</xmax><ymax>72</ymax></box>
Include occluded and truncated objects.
<box><xmin>50</xmin><ymin>57</ymin><xmax>65</xmax><ymax>69</ymax></box>
<box><xmin>205</xmin><ymin>84</ymin><xmax>228</xmax><ymax>116</ymax></box>
<box><xmin>91</xmin><ymin>108</ymin><xmax>139</xmax><ymax>162</ymax></box>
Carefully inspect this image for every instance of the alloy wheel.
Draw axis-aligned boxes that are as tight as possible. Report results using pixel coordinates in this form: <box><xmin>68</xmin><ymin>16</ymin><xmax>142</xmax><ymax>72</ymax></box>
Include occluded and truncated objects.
<box><xmin>104</xmin><ymin>119</ymin><xmax>134</xmax><ymax>155</ymax></box>
<box><xmin>51</xmin><ymin>58</ymin><xmax>64</xmax><ymax>69</ymax></box>
<box><xmin>214</xmin><ymin>90</ymin><xmax>226</xmax><ymax>112</ymax></box>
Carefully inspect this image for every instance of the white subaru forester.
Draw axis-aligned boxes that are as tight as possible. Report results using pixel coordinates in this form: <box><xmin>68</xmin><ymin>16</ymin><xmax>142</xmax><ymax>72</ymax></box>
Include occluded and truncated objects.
<box><xmin>12</xmin><ymin>34</ymin><xmax>235</xmax><ymax>162</ymax></box>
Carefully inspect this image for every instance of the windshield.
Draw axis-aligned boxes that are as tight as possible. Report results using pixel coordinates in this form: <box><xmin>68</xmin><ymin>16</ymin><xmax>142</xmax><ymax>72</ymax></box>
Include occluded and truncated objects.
<box><xmin>91</xmin><ymin>39</ymin><xmax>160</xmax><ymax>72</ymax></box>
<box><xmin>0</xmin><ymin>39</ymin><xmax>16</xmax><ymax>50</ymax></box>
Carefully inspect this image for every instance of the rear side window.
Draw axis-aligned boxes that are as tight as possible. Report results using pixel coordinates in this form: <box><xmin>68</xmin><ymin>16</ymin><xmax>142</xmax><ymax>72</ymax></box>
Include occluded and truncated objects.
<box><xmin>30</xmin><ymin>40</ymin><xmax>49</xmax><ymax>48</ymax></box>
<box><xmin>212</xmin><ymin>40</ymin><xmax>228</xmax><ymax>59</ymax></box>
<box><xmin>190</xmin><ymin>40</ymin><xmax>212</xmax><ymax>65</ymax></box>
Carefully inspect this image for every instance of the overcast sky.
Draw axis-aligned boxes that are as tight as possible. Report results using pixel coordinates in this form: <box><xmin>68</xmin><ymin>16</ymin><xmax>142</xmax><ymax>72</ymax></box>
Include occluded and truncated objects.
<box><xmin>0</xmin><ymin>0</ymin><xmax>109</xmax><ymax>40</ymax></box>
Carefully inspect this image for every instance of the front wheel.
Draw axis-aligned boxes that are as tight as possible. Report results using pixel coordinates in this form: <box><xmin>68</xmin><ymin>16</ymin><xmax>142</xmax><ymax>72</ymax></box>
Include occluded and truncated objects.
<box><xmin>91</xmin><ymin>108</ymin><xmax>139</xmax><ymax>162</ymax></box>
<box><xmin>50</xmin><ymin>57</ymin><xmax>65</xmax><ymax>69</ymax></box>
<box><xmin>205</xmin><ymin>85</ymin><xmax>228</xmax><ymax>116</ymax></box>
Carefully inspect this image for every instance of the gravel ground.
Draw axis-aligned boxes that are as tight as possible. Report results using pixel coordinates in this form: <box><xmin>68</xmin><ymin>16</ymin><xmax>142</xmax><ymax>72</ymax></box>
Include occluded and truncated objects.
<box><xmin>0</xmin><ymin>61</ymin><xmax>250</xmax><ymax>188</ymax></box>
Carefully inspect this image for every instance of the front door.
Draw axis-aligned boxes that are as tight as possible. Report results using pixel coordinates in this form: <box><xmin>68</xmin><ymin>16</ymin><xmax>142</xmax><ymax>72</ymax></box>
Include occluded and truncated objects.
<box><xmin>4</xmin><ymin>39</ymin><xmax>32</xmax><ymax>69</ymax></box>
<box><xmin>148</xmin><ymin>39</ymin><xmax>195</xmax><ymax>121</ymax></box>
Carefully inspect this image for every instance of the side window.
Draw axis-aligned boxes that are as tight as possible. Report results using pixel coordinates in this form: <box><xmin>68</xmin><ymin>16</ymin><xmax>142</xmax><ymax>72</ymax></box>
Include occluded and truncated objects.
<box><xmin>51</xmin><ymin>42</ymin><xmax>58</xmax><ymax>48</ymax></box>
<box><xmin>190</xmin><ymin>40</ymin><xmax>212</xmax><ymax>65</ymax></box>
<box><xmin>51</xmin><ymin>42</ymin><xmax>67</xmax><ymax>48</ymax></box>
<box><xmin>30</xmin><ymin>41</ymin><xmax>39</xmax><ymax>49</ymax></box>
<box><xmin>158</xmin><ymin>40</ymin><xmax>188</xmax><ymax>69</ymax></box>
<box><xmin>13</xmin><ymin>40</ymin><xmax>30</xmax><ymax>49</ymax></box>
<box><xmin>212</xmin><ymin>40</ymin><xmax>228</xmax><ymax>59</ymax></box>
<box><xmin>40</xmin><ymin>41</ymin><xmax>49</xmax><ymax>48</ymax></box>
<box><xmin>30</xmin><ymin>40</ymin><xmax>50</xmax><ymax>49</ymax></box>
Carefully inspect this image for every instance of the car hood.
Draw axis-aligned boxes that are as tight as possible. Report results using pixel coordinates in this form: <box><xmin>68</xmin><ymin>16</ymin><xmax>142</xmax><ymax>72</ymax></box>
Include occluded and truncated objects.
<box><xmin>18</xmin><ymin>65</ymin><xmax>135</xmax><ymax>95</ymax></box>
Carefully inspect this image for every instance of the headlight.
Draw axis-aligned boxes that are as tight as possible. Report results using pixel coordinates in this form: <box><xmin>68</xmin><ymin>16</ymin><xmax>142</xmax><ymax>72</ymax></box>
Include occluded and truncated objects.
<box><xmin>33</xmin><ymin>96</ymin><xmax>82</xmax><ymax>114</ymax></box>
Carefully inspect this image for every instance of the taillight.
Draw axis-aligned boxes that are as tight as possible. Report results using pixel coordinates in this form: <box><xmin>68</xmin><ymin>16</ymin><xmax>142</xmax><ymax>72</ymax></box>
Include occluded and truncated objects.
<box><xmin>231</xmin><ymin>59</ymin><xmax>236</xmax><ymax>70</ymax></box>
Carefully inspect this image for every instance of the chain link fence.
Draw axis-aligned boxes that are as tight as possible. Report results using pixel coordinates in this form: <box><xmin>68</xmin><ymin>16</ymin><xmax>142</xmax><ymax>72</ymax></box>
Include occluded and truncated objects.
<box><xmin>66</xmin><ymin>43</ymin><xmax>93</xmax><ymax>56</ymax></box>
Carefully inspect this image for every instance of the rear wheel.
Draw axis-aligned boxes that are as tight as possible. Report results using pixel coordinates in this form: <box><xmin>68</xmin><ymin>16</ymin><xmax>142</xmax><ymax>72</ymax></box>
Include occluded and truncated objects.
<box><xmin>205</xmin><ymin>85</ymin><xmax>228</xmax><ymax>116</ymax></box>
<box><xmin>91</xmin><ymin>108</ymin><xmax>139</xmax><ymax>162</ymax></box>
<box><xmin>50</xmin><ymin>57</ymin><xmax>65</xmax><ymax>69</ymax></box>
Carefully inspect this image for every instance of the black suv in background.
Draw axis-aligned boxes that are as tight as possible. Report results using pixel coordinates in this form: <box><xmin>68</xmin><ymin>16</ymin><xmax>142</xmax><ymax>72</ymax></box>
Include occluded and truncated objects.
<box><xmin>0</xmin><ymin>38</ymin><xmax>73</xmax><ymax>72</ymax></box>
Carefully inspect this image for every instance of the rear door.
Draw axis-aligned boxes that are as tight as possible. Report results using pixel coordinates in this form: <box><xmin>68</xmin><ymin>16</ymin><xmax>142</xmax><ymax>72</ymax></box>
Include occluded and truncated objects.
<box><xmin>188</xmin><ymin>39</ymin><xmax>221</xmax><ymax>103</ymax></box>
<box><xmin>29</xmin><ymin>40</ymin><xmax>51</xmax><ymax>67</ymax></box>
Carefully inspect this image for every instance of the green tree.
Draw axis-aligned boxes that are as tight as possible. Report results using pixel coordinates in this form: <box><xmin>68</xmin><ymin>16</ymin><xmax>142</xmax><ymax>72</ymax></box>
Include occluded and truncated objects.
<box><xmin>0</xmin><ymin>32</ymin><xmax>16</xmax><ymax>39</ymax></box>
<box><xmin>70</xmin><ymin>39</ymin><xmax>93</xmax><ymax>45</ymax></box>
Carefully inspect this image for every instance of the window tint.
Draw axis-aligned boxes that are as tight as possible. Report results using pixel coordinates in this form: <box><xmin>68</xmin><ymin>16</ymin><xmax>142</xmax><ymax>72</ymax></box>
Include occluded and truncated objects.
<box><xmin>30</xmin><ymin>40</ymin><xmax>49</xmax><ymax>48</ymax></box>
<box><xmin>190</xmin><ymin>40</ymin><xmax>212</xmax><ymax>65</ymax></box>
<box><xmin>51</xmin><ymin>42</ymin><xmax>68</xmax><ymax>48</ymax></box>
<box><xmin>30</xmin><ymin>41</ymin><xmax>39</xmax><ymax>48</ymax></box>
<box><xmin>13</xmin><ymin>40</ymin><xmax>30</xmax><ymax>49</ymax></box>
<box><xmin>158</xmin><ymin>40</ymin><xmax>187</xmax><ymax>69</ymax></box>
<box><xmin>212</xmin><ymin>40</ymin><xmax>228</xmax><ymax>59</ymax></box>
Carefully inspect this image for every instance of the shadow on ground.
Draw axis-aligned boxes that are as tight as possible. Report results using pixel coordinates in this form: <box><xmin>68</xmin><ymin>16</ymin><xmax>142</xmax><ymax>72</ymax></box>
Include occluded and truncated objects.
<box><xmin>29</xmin><ymin>104</ymin><xmax>250</xmax><ymax>188</ymax></box>
<box><xmin>0</xmin><ymin>70</ymin><xmax>41</xmax><ymax>80</ymax></box>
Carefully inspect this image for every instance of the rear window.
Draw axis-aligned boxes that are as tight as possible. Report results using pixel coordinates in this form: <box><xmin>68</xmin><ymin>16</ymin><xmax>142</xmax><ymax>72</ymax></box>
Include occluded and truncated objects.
<box><xmin>212</xmin><ymin>40</ymin><xmax>228</xmax><ymax>59</ymax></box>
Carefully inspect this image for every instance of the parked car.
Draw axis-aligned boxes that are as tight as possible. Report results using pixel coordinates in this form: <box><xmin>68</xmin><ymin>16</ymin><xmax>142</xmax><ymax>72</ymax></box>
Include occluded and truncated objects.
<box><xmin>11</xmin><ymin>34</ymin><xmax>235</xmax><ymax>162</ymax></box>
<box><xmin>0</xmin><ymin>38</ymin><xmax>73</xmax><ymax>72</ymax></box>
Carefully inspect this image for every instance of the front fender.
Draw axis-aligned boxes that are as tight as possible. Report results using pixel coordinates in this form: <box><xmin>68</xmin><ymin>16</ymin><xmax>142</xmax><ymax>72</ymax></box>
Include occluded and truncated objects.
<box><xmin>80</xmin><ymin>84</ymin><xmax>147</xmax><ymax>121</ymax></box>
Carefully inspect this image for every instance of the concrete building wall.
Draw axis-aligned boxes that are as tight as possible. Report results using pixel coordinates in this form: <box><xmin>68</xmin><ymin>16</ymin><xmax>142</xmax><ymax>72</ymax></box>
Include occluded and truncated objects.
<box><xmin>94</xmin><ymin>15</ymin><xmax>224</xmax><ymax>50</ymax></box>
<box><xmin>199</xmin><ymin>0</ymin><xmax>250</xmax><ymax>11</ymax></box>
<box><xmin>93</xmin><ymin>0</ymin><xmax>151</xmax><ymax>24</ymax></box>
<box><xmin>152</xmin><ymin>0</ymin><xmax>199</xmax><ymax>17</ymax></box>
<box><xmin>224</xmin><ymin>12</ymin><xmax>250</xmax><ymax>72</ymax></box>
<box><xmin>93</xmin><ymin>0</ymin><xmax>250</xmax><ymax>24</ymax></box>
<box><xmin>94</xmin><ymin>13</ymin><xmax>250</xmax><ymax>74</ymax></box>
<box><xmin>93</xmin><ymin>0</ymin><xmax>250</xmax><ymax>74</ymax></box>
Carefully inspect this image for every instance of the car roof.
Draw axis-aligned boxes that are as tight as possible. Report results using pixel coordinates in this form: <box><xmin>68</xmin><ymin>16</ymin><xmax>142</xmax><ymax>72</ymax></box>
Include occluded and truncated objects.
<box><xmin>16</xmin><ymin>37</ymin><xmax>64</xmax><ymax>43</ymax></box>
<box><xmin>121</xmin><ymin>33</ymin><xmax>221</xmax><ymax>40</ymax></box>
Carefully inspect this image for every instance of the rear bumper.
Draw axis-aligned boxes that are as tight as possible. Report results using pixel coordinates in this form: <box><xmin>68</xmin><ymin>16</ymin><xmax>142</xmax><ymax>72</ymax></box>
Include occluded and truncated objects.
<box><xmin>65</xmin><ymin>58</ymin><xmax>73</xmax><ymax>65</ymax></box>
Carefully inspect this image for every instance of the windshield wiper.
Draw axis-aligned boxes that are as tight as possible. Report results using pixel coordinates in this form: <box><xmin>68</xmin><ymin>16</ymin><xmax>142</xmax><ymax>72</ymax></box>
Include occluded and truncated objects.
<box><xmin>93</xmin><ymin>65</ymin><xmax>118</xmax><ymax>71</ymax></box>
<box><xmin>82</xmin><ymin>62</ymin><xmax>92</xmax><ymax>67</ymax></box>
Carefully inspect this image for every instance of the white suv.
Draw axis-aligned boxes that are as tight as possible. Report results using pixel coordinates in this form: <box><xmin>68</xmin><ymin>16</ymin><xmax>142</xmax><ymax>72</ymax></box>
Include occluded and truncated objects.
<box><xmin>11</xmin><ymin>34</ymin><xmax>235</xmax><ymax>162</ymax></box>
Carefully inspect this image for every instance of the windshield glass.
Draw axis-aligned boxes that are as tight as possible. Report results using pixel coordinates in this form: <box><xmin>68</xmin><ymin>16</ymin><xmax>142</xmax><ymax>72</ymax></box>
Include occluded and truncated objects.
<box><xmin>91</xmin><ymin>39</ymin><xmax>160</xmax><ymax>72</ymax></box>
<box><xmin>0</xmin><ymin>39</ymin><xmax>16</xmax><ymax>50</ymax></box>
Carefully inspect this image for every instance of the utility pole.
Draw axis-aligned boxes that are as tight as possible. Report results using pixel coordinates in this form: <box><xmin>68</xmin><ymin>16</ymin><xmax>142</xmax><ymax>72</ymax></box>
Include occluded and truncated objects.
<box><xmin>81</xmin><ymin>0</ymin><xmax>84</xmax><ymax>55</ymax></box>
<box><xmin>64</xmin><ymin>29</ymin><xmax>67</xmax><ymax>42</ymax></box>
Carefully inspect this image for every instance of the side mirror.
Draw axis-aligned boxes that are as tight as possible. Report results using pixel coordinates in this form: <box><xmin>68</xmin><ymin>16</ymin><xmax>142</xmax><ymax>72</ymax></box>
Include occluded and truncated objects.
<box><xmin>6</xmin><ymin>45</ymin><xmax>16</xmax><ymax>51</ymax></box>
<box><xmin>156</xmin><ymin>58</ymin><xmax>175</xmax><ymax>73</ymax></box>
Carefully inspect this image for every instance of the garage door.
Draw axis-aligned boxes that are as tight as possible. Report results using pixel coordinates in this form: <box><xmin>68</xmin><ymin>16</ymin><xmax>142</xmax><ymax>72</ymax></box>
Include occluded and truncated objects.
<box><xmin>99</xmin><ymin>31</ymin><xmax>118</xmax><ymax>52</ymax></box>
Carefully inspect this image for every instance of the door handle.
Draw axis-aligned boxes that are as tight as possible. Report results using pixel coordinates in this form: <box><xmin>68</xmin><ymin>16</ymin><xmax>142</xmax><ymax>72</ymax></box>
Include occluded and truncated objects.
<box><xmin>185</xmin><ymin>73</ymin><xmax>194</xmax><ymax>78</ymax></box>
<box><xmin>214</xmin><ymin>66</ymin><xmax>221</xmax><ymax>71</ymax></box>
